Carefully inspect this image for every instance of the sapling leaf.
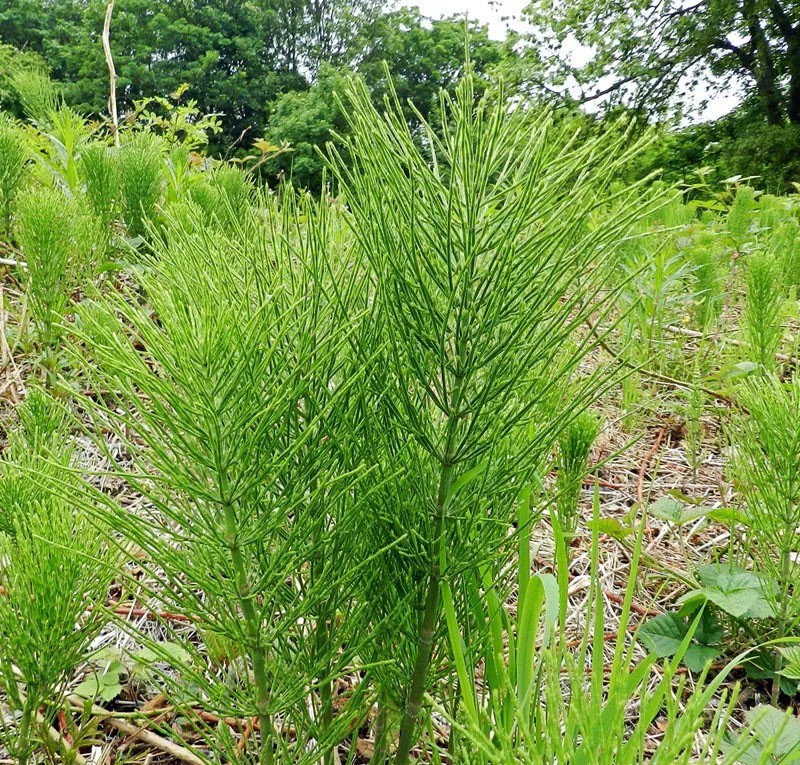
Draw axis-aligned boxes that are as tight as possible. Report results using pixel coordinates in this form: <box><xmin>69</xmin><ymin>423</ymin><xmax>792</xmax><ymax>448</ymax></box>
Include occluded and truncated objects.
<box><xmin>683</xmin><ymin>564</ymin><xmax>779</xmax><ymax>619</ymax></box>
<box><xmin>73</xmin><ymin>660</ymin><xmax>126</xmax><ymax>703</ymax></box>
<box><xmin>778</xmin><ymin>646</ymin><xmax>800</xmax><ymax>681</ymax></box>
<box><xmin>638</xmin><ymin>613</ymin><xmax>690</xmax><ymax>658</ymax></box>
<box><xmin>745</xmin><ymin>704</ymin><xmax>800</xmax><ymax>760</ymax></box>
<box><xmin>649</xmin><ymin>496</ymin><xmax>710</xmax><ymax>525</ymax></box>
<box><xmin>638</xmin><ymin>610</ymin><xmax>722</xmax><ymax>671</ymax></box>
<box><xmin>594</xmin><ymin>516</ymin><xmax>634</xmax><ymax>539</ymax></box>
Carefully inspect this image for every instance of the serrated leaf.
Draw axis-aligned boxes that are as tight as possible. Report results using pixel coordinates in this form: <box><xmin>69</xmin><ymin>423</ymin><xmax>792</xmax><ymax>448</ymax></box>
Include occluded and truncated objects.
<box><xmin>694</xmin><ymin>564</ymin><xmax>777</xmax><ymax>619</ymax></box>
<box><xmin>695</xmin><ymin>608</ymin><xmax>724</xmax><ymax>646</ymax></box>
<box><xmin>649</xmin><ymin>496</ymin><xmax>709</xmax><ymax>525</ymax></box>
<box><xmin>779</xmin><ymin>646</ymin><xmax>800</xmax><ymax>680</ymax></box>
<box><xmin>638</xmin><ymin>614</ymin><xmax>689</xmax><ymax>658</ymax></box>
<box><xmin>595</xmin><ymin>516</ymin><xmax>633</xmax><ymax>539</ymax></box>
<box><xmin>134</xmin><ymin>641</ymin><xmax>192</xmax><ymax>667</ymax></box>
<box><xmin>682</xmin><ymin>643</ymin><xmax>722</xmax><ymax>672</ymax></box>
<box><xmin>73</xmin><ymin>659</ymin><xmax>126</xmax><ymax>702</ymax></box>
<box><xmin>745</xmin><ymin>704</ymin><xmax>800</xmax><ymax>758</ymax></box>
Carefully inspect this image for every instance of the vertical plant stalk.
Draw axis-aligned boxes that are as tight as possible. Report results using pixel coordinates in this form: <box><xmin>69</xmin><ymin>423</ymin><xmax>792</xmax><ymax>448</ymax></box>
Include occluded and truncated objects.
<box><xmin>221</xmin><ymin>499</ymin><xmax>275</xmax><ymax>765</ymax></box>
<box><xmin>395</xmin><ymin>369</ymin><xmax>466</xmax><ymax>764</ymax></box>
<box><xmin>771</xmin><ymin>545</ymin><xmax>794</xmax><ymax>705</ymax></box>
<box><xmin>102</xmin><ymin>1</ymin><xmax>120</xmax><ymax>148</ymax></box>
<box><xmin>370</xmin><ymin>696</ymin><xmax>390</xmax><ymax>764</ymax></box>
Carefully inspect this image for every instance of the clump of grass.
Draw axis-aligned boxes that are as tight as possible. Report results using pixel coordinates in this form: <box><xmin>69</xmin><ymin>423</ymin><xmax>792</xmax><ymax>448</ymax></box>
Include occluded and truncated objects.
<box><xmin>118</xmin><ymin>132</ymin><xmax>164</xmax><ymax>239</ymax></box>
<box><xmin>743</xmin><ymin>250</ymin><xmax>784</xmax><ymax>373</ymax></box>
<box><xmin>0</xmin><ymin>117</ymin><xmax>28</xmax><ymax>238</ymax></box>
<box><xmin>446</xmin><ymin>501</ymin><xmax>745</xmax><ymax>765</ymax></box>
<box><xmin>0</xmin><ymin>389</ymin><xmax>112</xmax><ymax>764</ymax></box>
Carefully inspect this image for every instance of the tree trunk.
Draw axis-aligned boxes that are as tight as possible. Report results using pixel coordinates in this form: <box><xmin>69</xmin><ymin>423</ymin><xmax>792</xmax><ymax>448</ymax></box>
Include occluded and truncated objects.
<box><xmin>786</xmin><ymin>37</ymin><xmax>800</xmax><ymax>123</ymax></box>
<box><xmin>744</xmin><ymin>0</ymin><xmax>784</xmax><ymax>124</ymax></box>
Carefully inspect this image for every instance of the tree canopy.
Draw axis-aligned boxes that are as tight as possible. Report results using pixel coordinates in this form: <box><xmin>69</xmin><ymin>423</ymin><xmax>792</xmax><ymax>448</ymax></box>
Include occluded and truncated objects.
<box><xmin>522</xmin><ymin>0</ymin><xmax>800</xmax><ymax>125</ymax></box>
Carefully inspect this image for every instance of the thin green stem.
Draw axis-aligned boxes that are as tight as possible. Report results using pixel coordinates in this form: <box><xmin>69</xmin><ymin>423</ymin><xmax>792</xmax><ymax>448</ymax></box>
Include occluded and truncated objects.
<box><xmin>395</xmin><ymin>368</ymin><xmax>466</xmax><ymax>764</ymax></box>
<box><xmin>394</xmin><ymin>461</ymin><xmax>453</xmax><ymax>764</ymax></box>
<box><xmin>222</xmin><ymin>501</ymin><xmax>275</xmax><ymax>765</ymax></box>
<box><xmin>17</xmin><ymin>702</ymin><xmax>32</xmax><ymax>765</ymax></box>
<box><xmin>370</xmin><ymin>698</ymin><xmax>390</xmax><ymax>765</ymax></box>
<box><xmin>771</xmin><ymin>544</ymin><xmax>794</xmax><ymax>705</ymax></box>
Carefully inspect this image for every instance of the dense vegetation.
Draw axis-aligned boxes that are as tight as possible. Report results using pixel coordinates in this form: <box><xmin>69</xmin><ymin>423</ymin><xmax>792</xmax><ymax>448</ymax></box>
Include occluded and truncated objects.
<box><xmin>5</xmin><ymin>0</ymin><xmax>800</xmax><ymax>192</ymax></box>
<box><xmin>3</xmin><ymin>1</ymin><xmax>800</xmax><ymax>763</ymax></box>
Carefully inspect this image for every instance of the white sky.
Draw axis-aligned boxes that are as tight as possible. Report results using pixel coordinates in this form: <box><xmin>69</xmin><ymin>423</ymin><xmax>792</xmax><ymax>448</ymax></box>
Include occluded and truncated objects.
<box><xmin>395</xmin><ymin>0</ymin><xmax>527</xmax><ymax>39</ymax></box>
<box><xmin>393</xmin><ymin>0</ymin><xmax>740</xmax><ymax>121</ymax></box>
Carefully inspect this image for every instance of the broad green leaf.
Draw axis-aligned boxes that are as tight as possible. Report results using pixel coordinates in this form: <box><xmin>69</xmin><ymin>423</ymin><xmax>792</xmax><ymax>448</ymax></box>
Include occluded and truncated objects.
<box><xmin>648</xmin><ymin>496</ymin><xmax>709</xmax><ymax>525</ymax></box>
<box><xmin>73</xmin><ymin>659</ymin><xmax>126</xmax><ymax>702</ymax></box>
<box><xmin>595</xmin><ymin>516</ymin><xmax>634</xmax><ymax>539</ymax></box>
<box><xmin>682</xmin><ymin>643</ymin><xmax>722</xmax><ymax>673</ymax></box>
<box><xmin>638</xmin><ymin>614</ymin><xmax>689</xmax><ymax>658</ymax></box>
<box><xmin>779</xmin><ymin>646</ymin><xmax>800</xmax><ymax>680</ymax></box>
<box><xmin>745</xmin><ymin>704</ymin><xmax>800</xmax><ymax>759</ymax></box>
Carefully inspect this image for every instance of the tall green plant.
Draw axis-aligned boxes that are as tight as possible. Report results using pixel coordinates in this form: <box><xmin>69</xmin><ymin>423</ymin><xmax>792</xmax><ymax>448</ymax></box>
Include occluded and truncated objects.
<box><xmin>329</xmin><ymin>74</ymin><xmax>660</xmax><ymax>763</ymax></box>
<box><xmin>118</xmin><ymin>132</ymin><xmax>164</xmax><ymax>239</ymax></box>
<box><xmin>743</xmin><ymin>251</ymin><xmax>784</xmax><ymax>373</ymax></box>
<box><xmin>15</xmin><ymin>186</ymin><xmax>91</xmax><ymax>379</ymax></box>
<box><xmin>0</xmin><ymin>117</ymin><xmax>28</xmax><ymax>238</ymax></box>
<box><xmin>733</xmin><ymin>374</ymin><xmax>800</xmax><ymax>704</ymax></box>
<box><xmin>555</xmin><ymin>411</ymin><xmax>600</xmax><ymax>560</ymax></box>
<box><xmin>71</xmin><ymin>192</ymin><xmax>372</xmax><ymax>763</ymax></box>
<box><xmin>0</xmin><ymin>389</ymin><xmax>112</xmax><ymax>764</ymax></box>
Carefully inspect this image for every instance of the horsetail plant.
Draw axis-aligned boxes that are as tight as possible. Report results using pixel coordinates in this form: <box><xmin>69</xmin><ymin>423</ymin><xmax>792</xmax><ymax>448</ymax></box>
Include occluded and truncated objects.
<box><xmin>743</xmin><ymin>250</ymin><xmax>784</xmax><ymax>373</ymax></box>
<box><xmin>0</xmin><ymin>389</ymin><xmax>112</xmax><ymax>764</ymax></box>
<box><xmin>555</xmin><ymin>410</ymin><xmax>600</xmax><ymax>562</ymax></box>
<box><xmin>0</xmin><ymin>117</ymin><xmax>28</xmax><ymax>239</ymax></box>
<box><xmin>15</xmin><ymin>185</ymin><xmax>99</xmax><ymax>383</ymax></box>
<box><xmin>70</xmin><ymin>191</ymin><xmax>375</xmax><ymax>763</ymax></box>
<box><xmin>732</xmin><ymin>374</ymin><xmax>800</xmax><ymax>704</ymax></box>
<box><xmin>118</xmin><ymin>132</ymin><xmax>164</xmax><ymax>239</ymax></box>
<box><xmin>329</xmin><ymin>73</ymin><xmax>662</xmax><ymax>762</ymax></box>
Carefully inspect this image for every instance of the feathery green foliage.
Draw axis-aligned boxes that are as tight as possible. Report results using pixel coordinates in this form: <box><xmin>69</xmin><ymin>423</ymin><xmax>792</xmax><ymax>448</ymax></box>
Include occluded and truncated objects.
<box><xmin>15</xmin><ymin>186</ymin><xmax>95</xmax><ymax>377</ymax></box>
<box><xmin>329</xmin><ymin>74</ymin><xmax>661</xmax><ymax>762</ymax></box>
<box><xmin>0</xmin><ymin>389</ymin><xmax>112</xmax><ymax>765</ymax></box>
<box><xmin>743</xmin><ymin>251</ymin><xmax>784</xmax><ymax>373</ymax></box>
<box><xmin>0</xmin><ymin>117</ymin><xmax>27</xmax><ymax>238</ymax></box>
<box><xmin>118</xmin><ymin>132</ymin><xmax>164</xmax><ymax>239</ymax></box>
<box><xmin>71</xmin><ymin>190</ymin><xmax>373</xmax><ymax>763</ymax></box>
<box><xmin>556</xmin><ymin>411</ymin><xmax>600</xmax><ymax>555</ymax></box>
<box><xmin>733</xmin><ymin>374</ymin><xmax>800</xmax><ymax>703</ymax></box>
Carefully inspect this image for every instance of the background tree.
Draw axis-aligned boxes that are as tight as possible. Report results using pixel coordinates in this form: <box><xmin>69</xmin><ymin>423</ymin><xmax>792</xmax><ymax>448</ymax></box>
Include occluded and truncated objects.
<box><xmin>520</xmin><ymin>0</ymin><xmax>800</xmax><ymax>125</ymax></box>
<box><xmin>354</xmin><ymin>8</ymin><xmax>504</xmax><ymax>124</ymax></box>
